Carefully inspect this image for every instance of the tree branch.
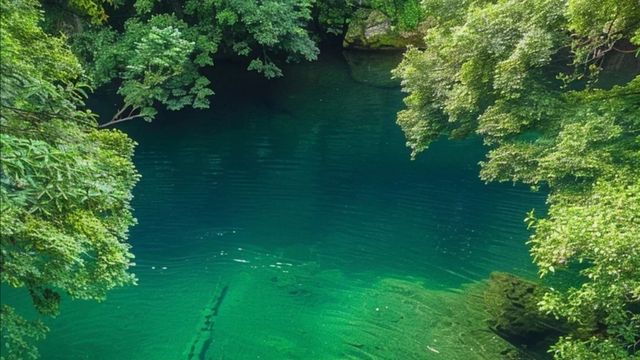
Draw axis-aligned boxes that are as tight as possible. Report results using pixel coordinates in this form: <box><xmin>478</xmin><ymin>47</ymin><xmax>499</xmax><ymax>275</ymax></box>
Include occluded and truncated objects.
<box><xmin>0</xmin><ymin>104</ymin><xmax>94</xmax><ymax>126</ymax></box>
<box><xmin>110</xmin><ymin>104</ymin><xmax>131</xmax><ymax>122</ymax></box>
<box><xmin>98</xmin><ymin>113</ymin><xmax>146</xmax><ymax>128</ymax></box>
<box><xmin>1</xmin><ymin>104</ymin><xmax>61</xmax><ymax>120</ymax></box>
<box><xmin>99</xmin><ymin>104</ymin><xmax>145</xmax><ymax>128</ymax></box>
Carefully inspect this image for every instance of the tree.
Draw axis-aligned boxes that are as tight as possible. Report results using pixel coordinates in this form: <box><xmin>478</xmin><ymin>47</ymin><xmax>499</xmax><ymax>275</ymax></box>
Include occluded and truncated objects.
<box><xmin>0</xmin><ymin>0</ymin><xmax>138</xmax><ymax>358</ymax></box>
<box><xmin>64</xmin><ymin>0</ymin><xmax>320</xmax><ymax>126</ymax></box>
<box><xmin>72</xmin><ymin>14</ymin><xmax>215</xmax><ymax>127</ymax></box>
<box><xmin>393</xmin><ymin>0</ymin><xmax>640</xmax><ymax>358</ymax></box>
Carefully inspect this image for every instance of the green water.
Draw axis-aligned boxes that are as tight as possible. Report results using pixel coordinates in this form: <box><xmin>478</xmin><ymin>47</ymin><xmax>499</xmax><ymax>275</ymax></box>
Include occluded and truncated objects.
<box><xmin>17</xmin><ymin>50</ymin><xmax>547</xmax><ymax>359</ymax></box>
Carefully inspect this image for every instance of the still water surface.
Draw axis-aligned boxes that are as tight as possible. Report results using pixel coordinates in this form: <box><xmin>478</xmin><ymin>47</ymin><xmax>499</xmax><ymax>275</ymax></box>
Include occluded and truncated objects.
<box><xmin>36</xmin><ymin>50</ymin><xmax>546</xmax><ymax>359</ymax></box>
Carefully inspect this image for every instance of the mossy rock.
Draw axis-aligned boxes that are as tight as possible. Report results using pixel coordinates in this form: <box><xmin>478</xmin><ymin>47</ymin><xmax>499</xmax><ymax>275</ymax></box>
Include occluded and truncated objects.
<box><xmin>343</xmin><ymin>9</ymin><xmax>426</xmax><ymax>50</ymax></box>
<box><xmin>484</xmin><ymin>272</ymin><xmax>566</xmax><ymax>348</ymax></box>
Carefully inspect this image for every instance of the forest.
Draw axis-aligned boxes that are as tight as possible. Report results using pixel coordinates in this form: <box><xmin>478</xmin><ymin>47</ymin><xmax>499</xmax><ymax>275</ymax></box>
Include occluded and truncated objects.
<box><xmin>0</xmin><ymin>0</ymin><xmax>638</xmax><ymax>359</ymax></box>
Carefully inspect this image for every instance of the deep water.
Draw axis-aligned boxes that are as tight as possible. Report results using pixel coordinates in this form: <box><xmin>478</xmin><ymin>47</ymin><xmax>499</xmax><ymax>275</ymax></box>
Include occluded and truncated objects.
<box><xmin>21</xmin><ymin>50</ymin><xmax>548</xmax><ymax>359</ymax></box>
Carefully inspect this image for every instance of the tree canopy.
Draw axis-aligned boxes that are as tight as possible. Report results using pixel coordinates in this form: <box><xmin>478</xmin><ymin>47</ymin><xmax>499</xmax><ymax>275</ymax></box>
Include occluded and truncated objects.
<box><xmin>393</xmin><ymin>0</ymin><xmax>640</xmax><ymax>358</ymax></box>
<box><xmin>57</xmin><ymin>0</ymin><xmax>321</xmax><ymax>125</ymax></box>
<box><xmin>0</xmin><ymin>1</ymin><xmax>138</xmax><ymax>358</ymax></box>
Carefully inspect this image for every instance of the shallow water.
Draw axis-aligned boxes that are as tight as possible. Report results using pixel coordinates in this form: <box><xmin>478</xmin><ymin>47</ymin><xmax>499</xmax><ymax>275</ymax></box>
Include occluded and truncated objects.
<box><xmin>16</xmin><ymin>50</ymin><xmax>547</xmax><ymax>359</ymax></box>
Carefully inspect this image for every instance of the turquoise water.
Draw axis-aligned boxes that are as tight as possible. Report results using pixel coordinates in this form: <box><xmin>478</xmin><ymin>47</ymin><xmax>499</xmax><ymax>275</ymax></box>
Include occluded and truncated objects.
<box><xmin>21</xmin><ymin>51</ymin><xmax>546</xmax><ymax>359</ymax></box>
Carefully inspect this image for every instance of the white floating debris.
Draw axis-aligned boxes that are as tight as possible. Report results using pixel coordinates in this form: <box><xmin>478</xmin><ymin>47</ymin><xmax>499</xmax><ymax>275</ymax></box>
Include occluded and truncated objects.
<box><xmin>238</xmin><ymin>247</ymin><xmax>243</xmax><ymax>251</ymax></box>
<box><xmin>427</xmin><ymin>346</ymin><xmax>440</xmax><ymax>354</ymax></box>
<box><xmin>375</xmin><ymin>307</ymin><xmax>380</xmax><ymax>312</ymax></box>
<box><xmin>232</xmin><ymin>259</ymin><xmax>249</xmax><ymax>263</ymax></box>
<box><xmin>151</xmin><ymin>266</ymin><xmax>156</xmax><ymax>270</ymax></box>
<box><xmin>161</xmin><ymin>266</ymin><xmax>167</xmax><ymax>270</ymax></box>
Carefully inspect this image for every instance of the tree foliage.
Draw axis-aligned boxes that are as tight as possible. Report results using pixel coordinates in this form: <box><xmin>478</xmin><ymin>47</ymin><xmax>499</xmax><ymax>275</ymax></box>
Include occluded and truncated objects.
<box><xmin>66</xmin><ymin>0</ymin><xmax>320</xmax><ymax>125</ymax></box>
<box><xmin>0</xmin><ymin>0</ymin><xmax>138</xmax><ymax>358</ymax></box>
<box><xmin>393</xmin><ymin>0</ymin><xmax>640</xmax><ymax>358</ymax></box>
<box><xmin>369</xmin><ymin>0</ymin><xmax>424</xmax><ymax>30</ymax></box>
<box><xmin>73</xmin><ymin>14</ymin><xmax>214</xmax><ymax>126</ymax></box>
<box><xmin>62</xmin><ymin>0</ymin><xmax>429</xmax><ymax>125</ymax></box>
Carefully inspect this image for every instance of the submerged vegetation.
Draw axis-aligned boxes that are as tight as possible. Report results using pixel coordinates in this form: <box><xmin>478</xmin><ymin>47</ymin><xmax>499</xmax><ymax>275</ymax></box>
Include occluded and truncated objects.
<box><xmin>0</xmin><ymin>0</ymin><xmax>638</xmax><ymax>359</ymax></box>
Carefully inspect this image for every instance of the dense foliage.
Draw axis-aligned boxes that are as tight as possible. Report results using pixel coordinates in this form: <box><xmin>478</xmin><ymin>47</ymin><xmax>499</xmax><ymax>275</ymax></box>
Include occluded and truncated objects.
<box><xmin>49</xmin><ymin>0</ymin><xmax>425</xmax><ymax>125</ymax></box>
<box><xmin>393</xmin><ymin>0</ymin><xmax>640</xmax><ymax>358</ymax></box>
<box><xmin>369</xmin><ymin>0</ymin><xmax>424</xmax><ymax>31</ymax></box>
<box><xmin>0</xmin><ymin>0</ymin><xmax>138</xmax><ymax>358</ymax></box>
<box><xmin>55</xmin><ymin>0</ymin><xmax>321</xmax><ymax>125</ymax></box>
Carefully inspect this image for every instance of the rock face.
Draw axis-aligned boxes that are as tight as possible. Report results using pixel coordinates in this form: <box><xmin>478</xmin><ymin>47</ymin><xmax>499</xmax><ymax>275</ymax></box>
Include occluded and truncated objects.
<box><xmin>343</xmin><ymin>9</ymin><xmax>426</xmax><ymax>50</ymax></box>
<box><xmin>484</xmin><ymin>272</ymin><xmax>566</xmax><ymax>351</ymax></box>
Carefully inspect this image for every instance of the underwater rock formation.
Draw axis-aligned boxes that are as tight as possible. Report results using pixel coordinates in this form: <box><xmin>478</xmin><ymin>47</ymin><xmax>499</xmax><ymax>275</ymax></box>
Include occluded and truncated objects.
<box><xmin>342</xmin><ymin>50</ymin><xmax>403</xmax><ymax>88</ymax></box>
<box><xmin>186</xmin><ymin>285</ymin><xmax>229</xmax><ymax>360</ymax></box>
<box><xmin>484</xmin><ymin>272</ymin><xmax>566</xmax><ymax>353</ymax></box>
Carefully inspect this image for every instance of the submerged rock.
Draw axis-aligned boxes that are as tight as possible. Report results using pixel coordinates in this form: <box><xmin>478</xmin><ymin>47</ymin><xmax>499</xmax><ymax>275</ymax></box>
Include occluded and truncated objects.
<box><xmin>484</xmin><ymin>272</ymin><xmax>566</xmax><ymax>351</ymax></box>
<box><xmin>342</xmin><ymin>50</ymin><xmax>403</xmax><ymax>88</ymax></box>
<box><xmin>342</xmin><ymin>9</ymin><xmax>427</xmax><ymax>50</ymax></box>
<box><xmin>330</xmin><ymin>277</ymin><xmax>541</xmax><ymax>359</ymax></box>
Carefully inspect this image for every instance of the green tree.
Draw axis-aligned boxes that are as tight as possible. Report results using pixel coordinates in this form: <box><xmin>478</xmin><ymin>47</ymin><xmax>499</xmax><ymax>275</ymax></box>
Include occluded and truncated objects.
<box><xmin>369</xmin><ymin>0</ymin><xmax>424</xmax><ymax>30</ymax></box>
<box><xmin>393</xmin><ymin>0</ymin><xmax>640</xmax><ymax>358</ymax></box>
<box><xmin>73</xmin><ymin>14</ymin><xmax>214</xmax><ymax>127</ymax></box>
<box><xmin>0</xmin><ymin>0</ymin><xmax>138</xmax><ymax>358</ymax></box>
<box><xmin>66</xmin><ymin>0</ymin><xmax>319</xmax><ymax>126</ymax></box>
<box><xmin>315</xmin><ymin>0</ymin><xmax>358</xmax><ymax>35</ymax></box>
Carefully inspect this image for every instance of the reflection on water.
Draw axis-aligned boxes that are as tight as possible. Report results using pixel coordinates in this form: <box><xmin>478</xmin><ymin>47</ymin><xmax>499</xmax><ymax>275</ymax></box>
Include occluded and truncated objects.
<box><xmin>18</xmin><ymin>49</ymin><xmax>547</xmax><ymax>359</ymax></box>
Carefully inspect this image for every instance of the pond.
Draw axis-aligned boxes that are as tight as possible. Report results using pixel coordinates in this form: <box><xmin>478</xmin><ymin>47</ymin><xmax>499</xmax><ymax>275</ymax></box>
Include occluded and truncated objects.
<box><xmin>37</xmin><ymin>49</ymin><xmax>546</xmax><ymax>359</ymax></box>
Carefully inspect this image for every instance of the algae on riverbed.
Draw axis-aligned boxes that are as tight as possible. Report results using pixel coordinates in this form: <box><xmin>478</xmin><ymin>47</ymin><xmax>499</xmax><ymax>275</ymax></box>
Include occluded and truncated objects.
<box><xmin>196</xmin><ymin>258</ymin><xmax>533</xmax><ymax>359</ymax></box>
